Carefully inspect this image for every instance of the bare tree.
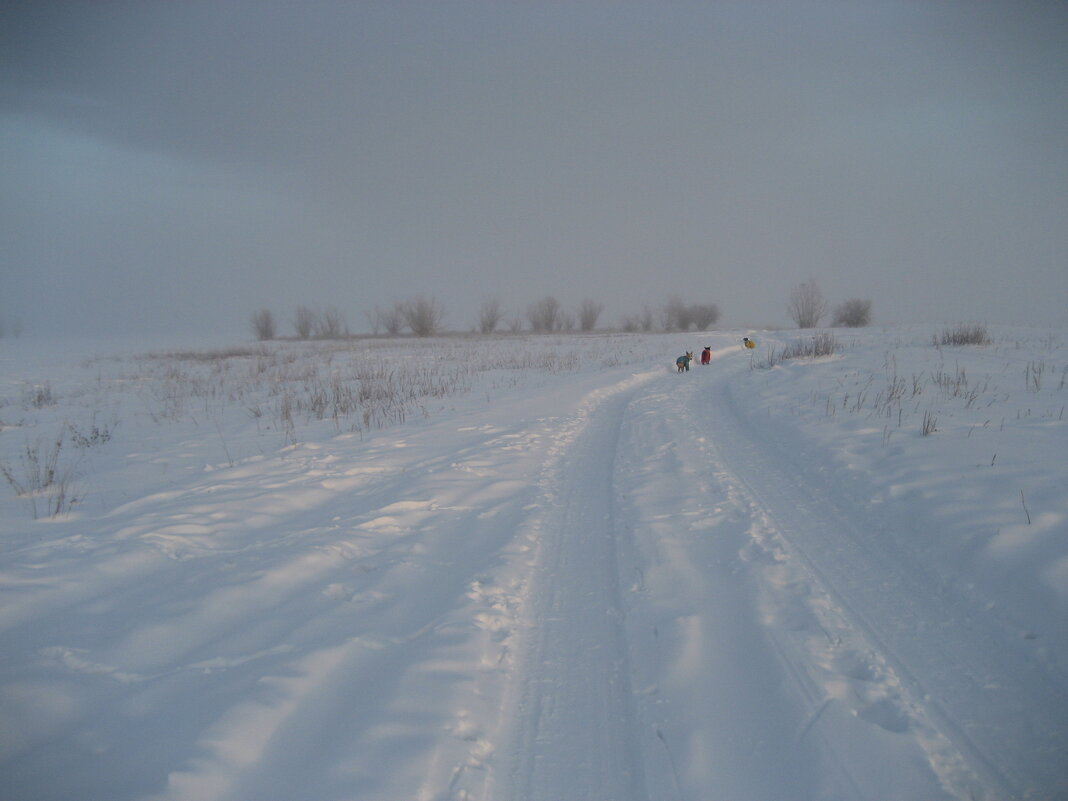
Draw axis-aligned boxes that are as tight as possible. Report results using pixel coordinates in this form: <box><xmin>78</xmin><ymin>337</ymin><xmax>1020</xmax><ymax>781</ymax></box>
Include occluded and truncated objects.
<box><xmin>661</xmin><ymin>296</ymin><xmax>693</xmax><ymax>331</ymax></box>
<box><xmin>527</xmin><ymin>296</ymin><xmax>563</xmax><ymax>332</ymax></box>
<box><xmin>477</xmin><ymin>297</ymin><xmax>505</xmax><ymax>335</ymax></box>
<box><xmin>577</xmin><ymin>299</ymin><xmax>603</xmax><ymax>332</ymax></box>
<box><xmin>380</xmin><ymin>303</ymin><xmax>406</xmax><ymax>336</ymax></box>
<box><xmin>313</xmin><ymin>306</ymin><xmax>348</xmax><ymax>339</ymax></box>
<box><xmin>689</xmin><ymin>303</ymin><xmax>720</xmax><ymax>331</ymax></box>
<box><xmin>622</xmin><ymin>304</ymin><xmax>657</xmax><ymax>332</ymax></box>
<box><xmin>832</xmin><ymin>298</ymin><xmax>872</xmax><ymax>327</ymax></box>
<box><xmin>639</xmin><ymin>304</ymin><xmax>655</xmax><ymax>332</ymax></box>
<box><xmin>402</xmin><ymin>295</ymin><xmax>446</xmax><ymax>337</ymax></box>
<box><xmin>293</xmin><ymin>305</ymin><xmax>315</xmax><ymax>339</ymax></box>
<box><xmin>251</xmin><ymin>309</ymin><xmax>277</xmax><ymax>341</ymax></box>
<box><xmin>787</xmin><ymin>279</ymin><xmax>827</xmax><ymax>328</ymax></box>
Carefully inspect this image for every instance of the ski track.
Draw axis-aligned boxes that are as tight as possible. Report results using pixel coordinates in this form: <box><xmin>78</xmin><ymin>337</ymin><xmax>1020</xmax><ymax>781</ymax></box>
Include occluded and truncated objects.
<box><xmin>3</xmin><ymin>351</ymin><xmax>1065</xmax><ymax>800</ymax></box>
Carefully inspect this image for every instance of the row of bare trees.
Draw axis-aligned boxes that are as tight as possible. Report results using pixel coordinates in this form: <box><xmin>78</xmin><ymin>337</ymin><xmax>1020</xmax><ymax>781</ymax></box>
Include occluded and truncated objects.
<box><xmin>252</xmin><ymin>298</ymin><xmax>448</xmax><ymax>341</ymax></box>
<box><xmin>367</xmin><ymin>296</ymin><xmax>447</xmax><ymax>337</ymax></box>
<box><xmin>252</xmin><ymin>282</ymin><xmax>868</xmax><ymax>340</ymax></box>
<box><xmin>787</xmin><ymin>280</ymin><xmax>872</xmax><ymax>328</ymax></box>
<box><xmin>359</xmin><ymin>296</ymin><xmax>605</xmax><ymax>337</ymax></box>
<box><xmin>252</xmin><ymin>293</ymin><xmax>729</xmax><ymax>341</ymax></box>
<box><xmin>521</xmin><ymin>296</ymin><xmax>604</xmax><ymax>333</ymax></box>
<box><xmin>620</xmin><ymin>297</ymin><xmax>720</xmax><ymax>333</ymax></box>
<box><xmin>503</xmin><ymin>296</ymin><xmax>719</xmax><ymax>334</ymax></box>
<box><xmin>252</xmin><ymin>306</ymin><xmax>352</xmax><ymax>341</ymax></box>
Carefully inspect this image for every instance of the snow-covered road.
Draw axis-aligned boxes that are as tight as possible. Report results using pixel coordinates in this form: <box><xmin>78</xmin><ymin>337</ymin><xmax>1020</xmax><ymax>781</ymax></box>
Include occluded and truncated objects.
<box><xmin>472</xmin><ymin>349</ymin><xmax>1066</xmax><ymax>800</ymax></box>
<box><xmin>491</xmin><ymin>358</ymin><xmax>978</xmax><ymax>801</ymax></box>
<box><xmin>2</xmin><ymin>330</ymin><xmax>1066</xmax><ymax>800</ymax></box>
<box><xmin>698</xmin><ymin>377</ymin><xmax>1068</xmax><ymax>799</ymax></box>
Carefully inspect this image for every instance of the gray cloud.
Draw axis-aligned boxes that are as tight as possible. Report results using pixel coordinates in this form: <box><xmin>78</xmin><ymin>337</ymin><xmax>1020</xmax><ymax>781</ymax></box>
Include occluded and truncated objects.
<box><xmin>3</xmin><ymin>1</ymin><xmax>1067</xmax><ymax>337</ymax></box>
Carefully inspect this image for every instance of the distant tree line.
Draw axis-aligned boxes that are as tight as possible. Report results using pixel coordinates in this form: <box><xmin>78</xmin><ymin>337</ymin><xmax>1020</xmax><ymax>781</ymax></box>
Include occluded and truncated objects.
<box><xmin>250</xmin><ymin>294</ymin><xmax>727</xmax><ymax>341</ymax></box>
<box><xmin>251</xmin><ymin>306</ymin><xmax>351</xmax><ymax>341</ymax></box>
<box><xmin>251</xmin><ymin>282</ymin><xmax>877</xmax><ymax>341</ymax></box>
<box><xmin>787</xmin><ymin>279</ymin><xmax>872</xmax><ymax>329</ymax></box>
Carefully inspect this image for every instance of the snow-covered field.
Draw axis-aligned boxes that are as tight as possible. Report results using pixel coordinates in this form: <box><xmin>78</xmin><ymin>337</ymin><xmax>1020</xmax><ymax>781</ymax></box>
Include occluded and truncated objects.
<box><xmin>1</xmin><ymin>326</ymin><xmax>1065</xmax><ymax>801</ymax></box>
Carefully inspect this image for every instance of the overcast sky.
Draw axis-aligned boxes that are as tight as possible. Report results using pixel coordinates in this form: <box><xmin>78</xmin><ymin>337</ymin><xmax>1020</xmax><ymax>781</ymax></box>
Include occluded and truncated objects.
<box><xmin>3</xmin><ymin>1</ymin><xmax>1067</xmax><ymax>338</ymax></box>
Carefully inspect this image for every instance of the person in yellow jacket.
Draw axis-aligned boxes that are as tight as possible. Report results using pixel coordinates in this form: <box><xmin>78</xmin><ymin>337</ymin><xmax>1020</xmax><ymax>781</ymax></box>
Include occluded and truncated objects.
<box><xmin>742</xmin><ymin>337</ymin><xmax>756</xmax><ymax>349</ymax></box>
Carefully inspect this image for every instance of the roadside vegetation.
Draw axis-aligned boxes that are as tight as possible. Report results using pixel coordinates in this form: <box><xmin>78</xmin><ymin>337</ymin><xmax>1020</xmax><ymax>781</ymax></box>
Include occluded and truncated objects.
<box><xmin>0</xmin><ymin>335</ymin><xmax>628</xmax><ymax>518</ymax></box>
<box><xmin>3</xmin><ymin>325</ymin><xmax>1053</xmax><ymax>519</ymax></box>
<box><xmin>754</xmin><ymin>332</ymin><xmax>840</xmax><ymax>368</ymax></box>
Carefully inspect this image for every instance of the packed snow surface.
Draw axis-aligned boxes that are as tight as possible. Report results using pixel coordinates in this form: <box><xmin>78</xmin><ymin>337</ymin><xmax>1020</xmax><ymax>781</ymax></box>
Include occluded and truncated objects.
<box><xmin>1</xmin><ymin>326</ymin><xmax>1066</xmax><ymax>801</ymax></box>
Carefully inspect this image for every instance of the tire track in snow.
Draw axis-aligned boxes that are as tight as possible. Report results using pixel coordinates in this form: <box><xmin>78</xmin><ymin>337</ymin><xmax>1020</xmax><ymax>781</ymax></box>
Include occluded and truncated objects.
<box><xmin>692</xmin><ymin>370</ymin><xmax>1068</xmax><ymax>799</ymax></box>
<box><xmin>491</xmin><ymin>372</ymin><xmax>658</xmax><ymax>801</ymax></box>
<box><xmin>612</xmin><ymin>377</ymin><xmax>894</xmax><ymax>801</ymax></box>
